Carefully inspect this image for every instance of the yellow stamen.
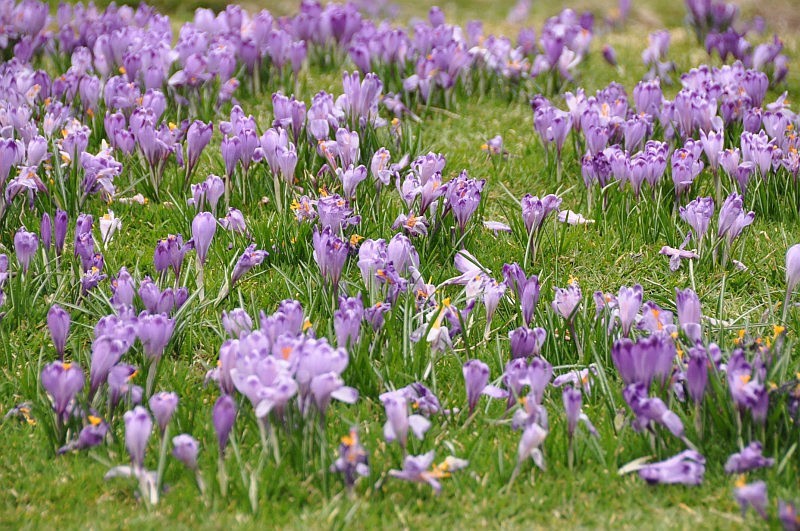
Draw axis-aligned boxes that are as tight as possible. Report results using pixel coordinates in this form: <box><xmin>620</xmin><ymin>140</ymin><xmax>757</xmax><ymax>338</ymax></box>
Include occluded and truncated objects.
<box><xmin>118</xmin><ymin>66</ymin><xmax>126</xmax><ymax>74</ymax></box>
<box><xmin>88</xmin><ymin>415</ymin><xmax>102</xmax><ymax>426</ymax></box>
<box><xmin>302</xmin><ymin>319</ymin><xmax>312</xmax><ymax>332</ymax></box>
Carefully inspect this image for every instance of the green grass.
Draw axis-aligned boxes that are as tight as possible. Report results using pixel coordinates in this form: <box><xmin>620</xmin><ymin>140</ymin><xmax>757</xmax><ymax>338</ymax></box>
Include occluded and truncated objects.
<box><xmin>2</xmin><ymin>0</ymin><xmax>800</xmax><ymax>529</ymax></box>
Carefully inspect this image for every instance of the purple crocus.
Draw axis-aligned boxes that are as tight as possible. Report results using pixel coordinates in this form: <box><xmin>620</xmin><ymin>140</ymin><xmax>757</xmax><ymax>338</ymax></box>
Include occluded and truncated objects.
<box><xmin>735</xmin><ymin>480</ymin><xmax>768</xmax><ymax>520</ymax></box>
<box><xmin>787</xmin><ymin>244</ymin><xmax>800</xmax><ymax>295</ymax></box>
<box><xmin>334</xmin><ymin>295</ymin><xmax>364</xmax><ymax>348</ymax></box>
<box><xmin>13</xmin><ymin>229</ymin><xmax>38</xmax><ymax>274</ymax></box>
<box><xmin>638</xmin><ymin>450</ymin><xmax>705</xmax><ymax>485</ymax></box>
<box><xmin>191</xmin><ymin>212</ymin><xmax>217</xmax><ymax>265</ymax></box>
<box><xmin>149</xmin><ymin>392</ymin><xmax>179</xmax><ymax>434</ymax></box>
<box><xmin>509</xmin><ymin>326</ymin><xmax>547</xmax><ymax>359</ymax></box>
<box><xmin>185</xmin><ymin>120</ymin><xmax>213</xmax><ymax>178</ymax></box>
<box><xmin>562</xmin><ymin>386</ymin><xmax>597</xmax><ymax>438</ymax></box>
<box><xmin>123</xmin><ymin>406</ymin><xmax>152</xmax><ymax>470</ymax></box>
<box><xmin>612</xmin><ymin>334</ymin><xmax>676</xmax><ymax>388</ymax></box>
<box><xmin>137</xmin><ymin>312</ymin><xmax>175</xmax><ymax>361</ymax></box>
<box><xmin>679</xmin><ymin>197</ymin><xmax>714</xmax><ymax>244</ymax></box>
<box><xmin>389</xmin><ymin>451</ymin><xmax>468</xmax><ymax>494</ymax></box>
<box><xmin>380</xmin><ymin>390</ymin><xmax>431</xmax><ymax>449</ymax></box>
<box><xmin>675</xmin><ymin>288</ymin><xmax>702</xmax><ymax>342</ymax></box>
<box><xmin>503</xmin><ymin>263</ymin><xmax>540</xmax><ymax>326</ymax></box>
<box><xmin>462</xmin><ymin>359</ymin><xmax>507</xmax><ymax>413</ymax></box>
<box><xmin>521</xmin><ymin>194</ymin><xmax>562</xmax><ymax>235</ymax></box>
<box><xmin>552</xmin><ymin>281</ymin><xmax>582</xmax><ymax>322</ymax></box>
<box><xmin>331</xmin><ymin>428</ymin><xmax>369</xmax><ymax>488</ymax></box>
<box><xmin>41</xmin><ymin>213</ymin><xmax>52</xmax><ymax>251</ymax></box>
<box><xmin>172</xmin><ymin>434</ymin><xmax>199</xmax><ymax>469</ymax></box>
<box><xmin>779</xmin><ymin>501</ymin><xmax>799</xmax><ymax>530</ymax></box>
<box><xmin>724</xmin><ymin>442</ymin><xmax>774</xmax><ymax>474</ymax></box>
<box><xmin>47</xmin><ymin>304</ymin><xmax>71</xmax><ymax>359</ymax></box>
<box><xmin>41</xmin><ymin>361</ymin><xmax>84</xmax><ymax>421</ymax></box>
<box><xmin>212</xmin><ymin>395</ymin><xmax>236</xmax><ymax>454</ymax></box>
<box><xmin>231</xmin><ymin>245</ymin><xmax>268</xmax><ymax>285</ymax></box>
<box><xmin>54</xmin><ymin>209</ymin><xmax>68</xmax><ymax>256</ymax></box>
<box><xmin>57</xmin><ymin>416</ymin><xmax>109</xmax><ymax>454</ymax></box>
<box><xmin>312</xmin><ymin>226</ymin><xmax>349</xmax><ymax>288</ymax></box>
<box><xmin>717</xmin><ymin>193</ymin><xmax>754</xmax><ymax>246</ymax></box>
<box><xmin>616</xmin><ymin>285</ymin><xmax>642</xmax><ymax>337</ymax></box>
<box><xmin>685</xmin><ymin>345</ymin><xmax>709</xmax><ymax>403</ymax></box>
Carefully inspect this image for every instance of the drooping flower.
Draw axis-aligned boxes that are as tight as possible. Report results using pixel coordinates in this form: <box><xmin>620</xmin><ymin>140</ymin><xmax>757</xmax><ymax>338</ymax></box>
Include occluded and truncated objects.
<box><xmin>638</xmin><ymin>450</ymin><xmax>705</xmax><ymax>485</ymax></box>
<box><xmin>521</xmin><ymin>194</ymin><xmax>562</xmax><ymax>235</ymax></box>
<box><xmin>724</xmin><ymin>442</ymin><xmax>775</xmax><ymax>474</ymax></box>
<box><xmin>389</xmin><ymin>451</ymin><xmax>468</xmax><ymax>494</ymax></box>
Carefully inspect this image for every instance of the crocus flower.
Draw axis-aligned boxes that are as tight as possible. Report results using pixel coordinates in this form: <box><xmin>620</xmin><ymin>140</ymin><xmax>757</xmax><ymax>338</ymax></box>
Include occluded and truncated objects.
<box><xmin>734</xmin><ymin>480</ymin><xmax>768</xmax><ymax>520</ymax></box>
<box><xmin>89</xmin><ymin>337</ymin><xmax>131</xmax><ymax>398</ymax></box>
<box><xmin>13</xmin><ymin>228</ymin><xmax>38</xmax><ymax>274</ymax></box>
<box><xmin>717</xmin><ymin>193</ymin><xmax>754</xmax><ymax>246</ymax></box>
<box><xmin>380</xmin><ymin>390</ymin><xmax>431</xmax><ymax>449</ymax></box>
<box><xmin>137</xmin><ymin>312</ymin><xmax>175</xmax><ymax>361</ymax></box>
<box><xmin>724</xmin><ymin>442</ymin><xmax>774</xmax><ymax>474</ymax></box>
<box><xmin>612</xmin><ymin>334</ymin><xmax>676</xmax><ymax>388</ymax></box>
<box><xmin>638</xmin><ymin>450</ymin><xmax>705</xmax><ymax>485</ymax></box>
<box><xmin>221</xmin><ymin>309</ymin><xmax>253</xmax><ymax>338</ymax></box>
<box><xmin>786</xmin><ymin>243</ymin><xmax>800</xmax><ymax>294</ymax></box>
<box><xmin>616</xmin><ymin>285</ymin><xmax>642</xmax><ymax>337</ymax></box>
<box><xmin>679</xmin><ymin>197</ymin><xmax>714</xmax><ymax>244</ymax></box>
<box><xmin>185</xmin><ymin>121</ymin><xmax>213</xmax><ymax>178</ymax></box>
<box><xmin>57</xmin><ymin>416</ymin><xmax>108</xmax><ymax>454</ymax></box>
<box><xmin>54</xmin><ymin>209</ymin><xmax>68</xmax><ymax>256</ymax></box>
<box><xmin>123</xmin><ymin>406</ymin><xmax>152</xmax><ymax>470</ymax></box>
<box><xmin>509</xmin><ymin>326</ymin><xmax>547</xmax><ymax>359</ymax></box>
<box><xmin>172</xmin><ymin>434</ymin><xmax>200</xmax><ymax>470</ymax></box>
<box><xmin>521</xmin><ymin>194</ymin><xmax>562</xmax><ymax>235</ymax></box>
<box><xmin>191</xmin><ymin>212</ymin><xmax>217</xmax><ymax>265</ymax></box>
<box><xmin>389</xmin><ymin>451</ymin><xmax>468</xmax><ymax>494</ymax></box>
<box><xmin>562</xmin><ymin>386</ymin><xmax>597</xmax><ymax>439</ymax></box>
<box><xmin>149</xmin><ymin>392</ymin><xmax>179</xmax><ymax>434</ymax></box>
<box><xmin>552</xmin><ymin>280</ymin><xmax>582</xmax><ymax>322</ymax></box>
<box><xmin>99</xmin><ymin>211</ymin><xmax>121</xmax><ymax>247</ymax></box>
<box><xmin>675</xmin><ymin>288</ymin><xmax>702</xmax><ymax>342</ymax></box>
<box><xmin>312</xmin><ymin>226</ymin><xmax>349</xmax><ymax>288</ymax></box>
<box><xmin>41</xmin><ymin>361</ymin><xmax>85</xmax><ymax>421</ymax></box>
<box><xmin>502</xmin><ymin>263</ymin><xmax>540</xmax><ymax>326</ymax></box>
<box><xmin>331</xmin><ymin>428</ymin><xmax>369</xmax><ymax>488</ymax></box>
<box><xmin>230</xmin><ymin>245</ymin><xmax>267</xmax><ymax>285</ymax></box>
<box><xmin>779</xmin><ymin>500</ymin><xmax>799</xmax><ymax>531</ymax></box>
<box><xmin>41</xmin><ymin>213</ymin><xmax>52</xmax><ymax>251</ymax></box>
<box><xmin>47</xmin><ymin>304</ymin><xmax>71</xmax><ymax>359</ymax></box>
<box><xmin>212</xmin><ymin>395</ymin><xmax>236</xmax><ymax>454</ymax></box>
<box><xmin>686</xmin><ymin>345</ymin><xmax>709</xmax><ymax>403</ymax></box>
<box><xmin>517</xmin><ymin>422</ymin><xmax>548</xmax><ymax>469</ymax></box>
<box><xmin>462</xmin><ymin>360</ymin><xmax>507</xmax><ymax>413</ymax></box>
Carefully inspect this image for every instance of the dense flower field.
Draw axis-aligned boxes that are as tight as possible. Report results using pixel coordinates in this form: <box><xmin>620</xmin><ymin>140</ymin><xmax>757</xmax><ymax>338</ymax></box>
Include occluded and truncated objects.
<box><xmin>1</xmin><ymin>0</ymin><xmax>800</xmax><ymax>527</ymax></box>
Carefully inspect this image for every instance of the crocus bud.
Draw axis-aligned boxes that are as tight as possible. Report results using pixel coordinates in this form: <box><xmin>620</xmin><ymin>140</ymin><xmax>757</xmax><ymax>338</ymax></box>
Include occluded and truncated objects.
<box><xmin>123</xmin><ymin>406</ymin><xmax>152</xmax><ymax>469</ymax></box>
<box><xmin>786</xmin><ymin>244</ymin><xmax>800</xmax><ymax>293</ymax></box>
<box><xmin>47</xmin><ymin>304</ymin><xmax>71</xmax><ymax>359</ymax></box>
<box><xmin>149</xmin><ymin>391</ymin><xmax>179</xmax><ymax>434</ymax></box>
<box><xmin>13</xmin><ymin>229</ymin><xmax>38</xmax><ymax>273</ymax></box>
<box><xmin>212</xmin><ymin>395</ymin><xmax>236</xmax><ymax>453</ymax></box>
<box><xmin>172</xmin><ymin>434</ymin><xmax>199</xmax><ymax>469</ymax></box>
<box><xmin>41</xmin><ymin>212</ymin><xmax>52</xmax><ymax>251</ymax></box>
<box><xmin>191</xmin><ymin>212</ymin><xmax>217</xmax><ymax>265</ymax></box>
<box><xmin>54</xmin><ymin>209</ymin><xmax>68</xmax><ymax>256</ymax></box>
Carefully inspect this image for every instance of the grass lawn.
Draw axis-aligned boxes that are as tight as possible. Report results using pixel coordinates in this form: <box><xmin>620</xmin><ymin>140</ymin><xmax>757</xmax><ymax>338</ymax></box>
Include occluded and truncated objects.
<box><xmin>1</xmin><ymin>0</ymin><xmax>799</xmax><ymax>528</ymax></box>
